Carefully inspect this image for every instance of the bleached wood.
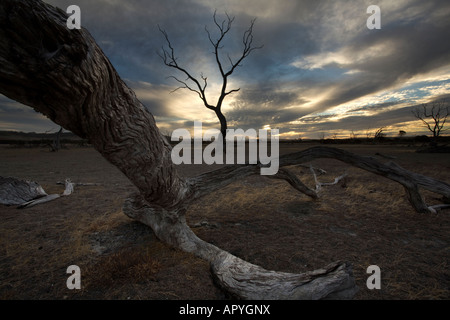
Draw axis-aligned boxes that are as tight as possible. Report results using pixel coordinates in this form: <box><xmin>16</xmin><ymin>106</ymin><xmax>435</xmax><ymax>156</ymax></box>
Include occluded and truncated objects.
<box><xmin>122</xmin><ymin>194</ymin><xmax>357</xmax><ymax>300</ymax></box>
<box><xmin>268</xmin><ymin>167</ymin><xmax>318</xmax><ymax>199</ymax></box>
<box><xmin>297</xmin><ymin>164</ymin><xmax>327</xmax><ymax>174</ymax></box>
<box><xmin>0</xmin><ymin>176</ymin><xmax>47</xmax><ymax>205</ymax></box>
<box><xmin>211</xmin><ymin>256</ymin><xmax>357</xmax><ymax>300</ymax></box>
<box><xmin>15</xmin><ymin>178</ymin><xmax>74</xmax><ymax>208</ymax></box>
<box><xmin>57</xmin><ymin>181</ymin><xmax>101</xmax><ymax>186</ymax></box>
<box><xmin>18</xmin><ymin>194</ymin><xmax>61</xmax><ymax>209</ymax></box>
<box><xmin>427</xmin><ymin>204</ymin><xmax>450</xmax><ymax>213</ymax></box>
<box><xmin>310</xmin><ymin>164</ymin><xmax>321</xmax><ymax>192</ymax></box>
<box><xmin>320</xmin><ymin>173</ymin><xmax>348</xmax><ymax>186</ymax></box>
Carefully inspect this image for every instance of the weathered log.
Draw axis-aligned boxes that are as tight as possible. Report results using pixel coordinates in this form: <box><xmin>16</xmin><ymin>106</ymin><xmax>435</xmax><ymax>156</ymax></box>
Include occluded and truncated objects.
<box><xmin>279</xmin><ymin>147</ymin><xmax>450</xmax><ymax>213</ymax></box>
<box><xmin>18</xmin><ymin>193</ymin><xmax>62</xmax><ymax>209</ymax></box>
<box><xmin>0</xmin><ymin>176</ymin><xmax>47</xmax><ymax>205</ymax></box>
<box><xmin>211</xmin><ymin>257</ymin><xmax>357</xmax><ymax>300</ymax></box>
<box><xmin>122</xmin><ymin>194</ymin><xmax>358</xmax><ymax>300</ymax></box>
<box><xmin>375</xmin><ymin>152</ymin><xmax>397</xmax><ymax>159</ymax></box>
<box><xmin>0</xmin><ymin>177</ymin><xmax>74</xmax><ymax>208</ymax></box>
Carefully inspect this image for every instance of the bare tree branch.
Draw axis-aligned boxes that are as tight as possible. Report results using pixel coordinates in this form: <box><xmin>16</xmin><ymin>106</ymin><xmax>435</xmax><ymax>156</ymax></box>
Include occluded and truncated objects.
<box><xmin>412</xmin><ymin>100</ymin><xmax>450</xmax><ymax>138</ymax></box>
<box><xmin>157</xmin><ymin>25</ymin><xmax>214</xmax><ymax>110</ymax></box>
<box><xmin>159</xmin><ymin>11</ymin><xmax>263</xmax><ymax>139</ymax></box>
<box><xmin>186</xmin><ymin>146</ymin><xmax>450</xmax><ymax>214</ymax></box>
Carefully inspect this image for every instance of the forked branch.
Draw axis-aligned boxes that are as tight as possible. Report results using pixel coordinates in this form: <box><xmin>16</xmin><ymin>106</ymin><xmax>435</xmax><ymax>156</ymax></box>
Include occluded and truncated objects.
<box><xmin>412</xmin><ymin>100</ymin><xmax>449</xmax><ymax>138</ymax></box>
<box><xmin>186</xmin><ymin>147</ymin><xmax>450</xmax><ymax>214</ymax></box>
<box><xmin>158</xmin><ymin>11</ymin><xmax>263</xmax><ymax>117</ymax></box>
<box><xmin>158</xmin><ymin>26</ymin><xmax>213</xmax><ymax>110</ymax></box>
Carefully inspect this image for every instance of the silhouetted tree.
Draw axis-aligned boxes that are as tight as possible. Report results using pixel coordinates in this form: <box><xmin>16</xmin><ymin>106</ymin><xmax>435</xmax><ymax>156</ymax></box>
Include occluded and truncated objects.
<box><xmin>158</xmin><ymin>11</ymin><xmax>263</xmax><ymax>141</ymax></box>
<box><xmin>412</xmin><ymin>100</ymin><xmax>449</xmax><ymax>140</ymax></box>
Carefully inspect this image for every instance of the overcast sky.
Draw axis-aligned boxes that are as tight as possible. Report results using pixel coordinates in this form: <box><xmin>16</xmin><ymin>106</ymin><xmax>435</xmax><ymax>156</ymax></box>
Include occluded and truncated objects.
<box><xmin>1</xmin><ymin>0</ymin><xmax>450</xmax><ymax>139</ymax></box>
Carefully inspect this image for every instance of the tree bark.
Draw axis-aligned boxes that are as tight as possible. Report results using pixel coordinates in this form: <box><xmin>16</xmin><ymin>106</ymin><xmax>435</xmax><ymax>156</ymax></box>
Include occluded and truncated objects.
<box><xmin>215</xmin><ymin>109</ymin><xmax>228</xmax><ymax>140</ymax></box>
<box><xmin>1</xmin><ymin>0</ymin><xmax>449</xmax><ymax>300</ymax></box>
<box><xmin>0</xmin><ymin>176</ymin><xmax>47</xmax><ymax>205</ymax></box>
<box><xmin>0</xmin><ymin>176</ymin><xmax>74</xmax><ymax>208</ymax></box>
<box><xmin>0</xmin><ymin>0</ymin><xmax>185</xmax><ymax>209</ymax></box>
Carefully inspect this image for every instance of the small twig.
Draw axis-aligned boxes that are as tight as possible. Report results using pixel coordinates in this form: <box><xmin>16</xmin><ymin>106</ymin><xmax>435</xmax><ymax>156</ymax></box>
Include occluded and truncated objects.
<box><xmin>269</xmin><ymin>167</ymin><xmax>318</xmax><ymax>199</ymax></box>
<box><xmin>296</xmin><ymin>164</ymin><xmax>327</xmax><ymax>175</ymax></box>
<box><xmin>375</xmin><ymin>152</ymin><xmax>397</xmax><ymax>160</ymax></box>
<box><xmin>18</xmin><ymin>194</ymin><xmax>61</xmax><ymax>209</ymax></box>
<box><xmin>56</xmin><ymin>181</ymin><xmax>100</xmax><ymax>186</ymax></box>
<box><xmin>319</xmin><ymin>173</ymin><xmax>348</xmax><ymax>186</ymax></box>
<box><xmin>310</xmin><ymin>165</ymin><xmax>347</xmax><ymax>192</ymax></box>
<box><xmin>310</xmin><ymin>164</ymin><xmax>321</xmax><ymax>192</ymax></box>
<box><xmin>427</xmin><ymin>204</ymin><xmax>450</xmax><ymax>213</ymax></box>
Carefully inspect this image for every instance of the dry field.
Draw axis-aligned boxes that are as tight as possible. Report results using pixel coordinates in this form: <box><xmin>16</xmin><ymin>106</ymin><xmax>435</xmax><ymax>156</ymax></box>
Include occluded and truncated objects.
<box><xmin>0</xmin><ymin>143</ymin><xmax>449</xmax><ymax>300</ymax></box>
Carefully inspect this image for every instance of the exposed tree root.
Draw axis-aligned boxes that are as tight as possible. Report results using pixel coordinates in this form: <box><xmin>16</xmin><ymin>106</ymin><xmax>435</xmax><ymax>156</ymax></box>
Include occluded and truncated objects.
<box><xmin>122</xmin><ymin>145</ymin><xmax>450</xmax><ymax>299</ymax></box>
<box><xmin>122</xmin><ymin>194</ymin><xmax>358</xmax><ymax>300</ymax></box>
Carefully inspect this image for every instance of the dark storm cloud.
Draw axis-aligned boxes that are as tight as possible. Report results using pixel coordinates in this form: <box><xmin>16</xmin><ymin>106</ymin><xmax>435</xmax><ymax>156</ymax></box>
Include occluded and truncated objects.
<box><xmin>348</xmin><ymin>12</ymin><xmax>450</xmax><ymax>81</ymax></box>
<box><xmin>287</xmin><ymin>1</ymin><xmax>450</xmax><ymax>116</ymax></box>
<box><xmin>45</xmin><ymin>0</ymin><xmax>216</xmax><ymax>83</ymax></box>
<box><xmin>0</xmin><ymin>96</ymin><xmax>55</xmax><ymax>131</ymax></box>
<box><xmin>44</xmin><ymin>0</ymin><xmax>322</xmax><ymax>87</ymax></box>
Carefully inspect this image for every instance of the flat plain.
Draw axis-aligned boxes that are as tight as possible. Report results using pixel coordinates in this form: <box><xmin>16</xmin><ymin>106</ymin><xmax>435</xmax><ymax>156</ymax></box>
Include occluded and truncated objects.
<box><xmin>0</xmin><ymin>143</ymin><xmax>449</xmax><ymax>299</ymax></box>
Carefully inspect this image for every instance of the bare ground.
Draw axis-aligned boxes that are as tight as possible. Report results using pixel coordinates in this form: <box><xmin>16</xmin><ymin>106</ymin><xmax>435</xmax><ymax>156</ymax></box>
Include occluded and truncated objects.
<box><xmin>0</xmin><ymin>143</ymin><xmax>449</xmax><ymax>300</ymax></box>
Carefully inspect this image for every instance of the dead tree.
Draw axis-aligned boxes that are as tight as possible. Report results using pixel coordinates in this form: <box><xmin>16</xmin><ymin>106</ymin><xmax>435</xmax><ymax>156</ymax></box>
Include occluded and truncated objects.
<box><xmin>373</xmin><ymin>127</ymin><xmax>385</xmax><ymax>142</ymax></box>
<box><xmin>44</xmin><ymin>126</ymin><xmax>62</xmax><ymax>151</ymax></box>
<box><xmin>412</xmin><ymin>100</ymin><xmax>449</xmax><ymax>140</ymax></box>
<box><xmin>51</xmin><ymin>126</ymin><xmax>63</xmax><ymax>151</ymax></box>
<box><xmin>1</xmin><ymin>0</ymin><xmax>450</xmax><ymax>299</ymax></box>
<box><xmin>158</xmin><ymin>11</ymin><xmax>263</xmax><ymax>141</ymax></box>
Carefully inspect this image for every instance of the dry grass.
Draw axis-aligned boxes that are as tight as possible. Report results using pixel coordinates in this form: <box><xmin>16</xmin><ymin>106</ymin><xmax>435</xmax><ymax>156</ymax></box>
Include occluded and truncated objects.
<box><xmin>0</xmin><ymin>144</ymin><xmax>449</xmax><ymax>300</ymax></box>
<box><xmin>83</xmin><ymin>247</ymin><xmax>161</xmax><ymax>288</ymax></box>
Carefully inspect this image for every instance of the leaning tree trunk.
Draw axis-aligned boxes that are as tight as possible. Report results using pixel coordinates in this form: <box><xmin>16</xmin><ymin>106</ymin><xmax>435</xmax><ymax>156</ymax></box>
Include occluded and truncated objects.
<box><xmin>215</xmin><ymin>108</ymin><xmax>228</xmax><ymax>142</ymax></box>
<box><xmin>1</xmin><ymin>0</ymin><xmax>449</xmax><ymax>299</ymax></box>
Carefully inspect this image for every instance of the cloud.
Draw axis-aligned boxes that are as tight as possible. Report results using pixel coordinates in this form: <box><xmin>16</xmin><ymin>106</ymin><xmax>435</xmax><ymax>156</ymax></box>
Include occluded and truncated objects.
<box><xmin>297</xmin><ymin>94</ymin><xmax>450</xmax><ymax>138</ymax></box>
<box><xmin>1</xmin><ymin>0</ymin><xmax>449</xmax><ymax>138</ymax></box>
<box><xmin>0</xmin><ymin>96</ymin><xmax>56</xmax><ymax>132</ymax></box>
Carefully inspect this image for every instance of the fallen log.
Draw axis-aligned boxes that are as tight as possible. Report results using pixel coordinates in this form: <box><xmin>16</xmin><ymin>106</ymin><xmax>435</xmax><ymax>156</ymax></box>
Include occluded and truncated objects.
<box><xmin>0</xmin><ymin>176</ymin><xmax>74</xmax><ymax>208</ymax></box>
<box><xmin>0</xmin><ymin>176</ymin><xmax>47</xmax><ymax>205</ymax></box>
